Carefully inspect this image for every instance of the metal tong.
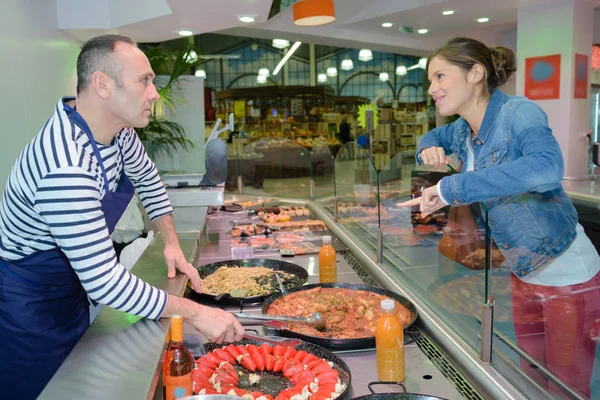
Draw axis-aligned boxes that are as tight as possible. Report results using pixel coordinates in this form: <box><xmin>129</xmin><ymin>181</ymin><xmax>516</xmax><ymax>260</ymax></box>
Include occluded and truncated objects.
<box><xmin>232</xmin><ymin>312</ymin><xmax>325</xmax><ymax>330</ymax></box>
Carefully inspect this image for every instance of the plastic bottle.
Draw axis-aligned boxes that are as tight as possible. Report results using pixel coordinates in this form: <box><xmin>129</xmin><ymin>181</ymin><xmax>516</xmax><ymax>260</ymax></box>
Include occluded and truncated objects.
<box><xmin>319</xmin><ymin>235</ymin><xmax>337</xmax><ymax>283</ymax></box>
<box><xmin>375</xmin><ymin>299</ymin><xmax>405</xmax><ymax>382</ymax></box>
<box><xmin>164</xmin><ymin>315</ymin><xmax>194</xmax><ymax>400</ymax></box>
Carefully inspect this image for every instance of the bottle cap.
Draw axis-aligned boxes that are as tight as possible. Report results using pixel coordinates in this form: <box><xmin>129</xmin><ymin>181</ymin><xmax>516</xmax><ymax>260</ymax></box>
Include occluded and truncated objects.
<box><xmin>322</xmin><ymin>235</ymin><xmax>332</xmax><ymax>244</ymax></box>
<box><xmin>171</xmin><ymin>314</ymin><xmax>183</xmax><ymax>324</ymax></box>
<box><xmin>381</xmin><ymin>299</ymin><xmax>395</xmax><ymax>311</ymax></box>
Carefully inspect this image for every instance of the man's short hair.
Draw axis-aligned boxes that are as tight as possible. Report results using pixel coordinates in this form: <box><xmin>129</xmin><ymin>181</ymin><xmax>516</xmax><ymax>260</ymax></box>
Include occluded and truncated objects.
<box><xmin>76</xmin><ymin>34</ymin><xmax>137</xmax><ymax>95</ymax></box>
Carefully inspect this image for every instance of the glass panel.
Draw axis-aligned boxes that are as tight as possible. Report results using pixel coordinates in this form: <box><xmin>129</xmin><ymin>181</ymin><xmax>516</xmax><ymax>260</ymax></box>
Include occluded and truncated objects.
<box><xmin>333</xmin><ymin>143</ymin><xmax>380</xmax><ymax>259</ymax></box>
<box><xmin>310</xmin><ymin>140</ymin><xmax>335</xmax><ymax>201</ymax></box>
<box><xmin>240</xmin><ymin>138</ymin><xmax>311</xmax><ymax>199</ymax></box>
<box><xmin>378</xmin><ymin>157</ymin><xmax>491</xmax><ymax>354</ymax></box>
<box><xmin>490</xmin><ymin>193</ymin><xmax>600</xmax><ymax>399</ymax></box>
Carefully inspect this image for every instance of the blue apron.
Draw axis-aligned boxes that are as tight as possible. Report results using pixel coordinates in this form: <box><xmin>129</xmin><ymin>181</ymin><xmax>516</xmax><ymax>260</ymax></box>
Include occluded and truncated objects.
<box><xmin>0</xmin><ymin>104</ymin><xmax>135</xmax><ymax>399</ymax></box>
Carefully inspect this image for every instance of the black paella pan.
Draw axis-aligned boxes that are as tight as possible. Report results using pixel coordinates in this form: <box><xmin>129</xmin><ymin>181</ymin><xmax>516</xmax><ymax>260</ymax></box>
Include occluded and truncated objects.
<box><xmin>203</xmin><ymin>337</ymin><xmax>352</xmax><ymax>399</ymax></box>
<box><xmin>351</xmin><ymin>382</ymin><xmax>448</xmax><ymax>400</ymax></box>
<box><xmin>261</xmin><ymin>283</ymin><xmax>418</xmax><ymax>350</ymax></box>
<box><xmin>187</xmin><ymin>259</ymin><xmax>309</xmax><ymax>305</ymax></box>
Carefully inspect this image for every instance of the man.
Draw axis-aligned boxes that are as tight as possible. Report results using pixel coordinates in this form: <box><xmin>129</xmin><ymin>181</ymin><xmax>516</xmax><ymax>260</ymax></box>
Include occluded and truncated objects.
<box><xmin>0</xmin><ymin>34</ymin><xmax>244</xmax><ymax>399</ymax></box>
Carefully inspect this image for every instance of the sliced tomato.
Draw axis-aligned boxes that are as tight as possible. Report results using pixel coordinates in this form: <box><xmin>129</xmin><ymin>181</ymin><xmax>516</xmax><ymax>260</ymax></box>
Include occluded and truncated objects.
<box><xmin>277</xmin><ymin>385</ymin><xmax>303</xmax><ymax>400</ymax></box>
<box><xmin>311</xmin><ymin>360</ymin><xmax>333</xmax><ymax>375</ymax></box>
<box><xmin>290</xmin><ymin>369</ymin><xmax>314</xmax><ymax>385</ymax></box>
<box><xmin>283</xmin><ymin>362</ymin><xmax>304</xmax><ymax>379</ymax></box>
<box><xmin>218</xmin><ymin>363</ymin><xmax>238</xmax><ymax>380</ymax></box>
<box><xmin>272</xmin><ymin>357</ymin><xmax>286</xmax><ymax>373</ymax></box>
<box><xmin>264</xmin><ymin>354</ymin><xmax>276</xmax><ymax>371</ymax></box>
<box><xmin>301</xmin><ymin>352</ymin><xmax>318</xmax><ymax>365</ymax></box>
<box><xmin>237</xmin><ymin>345</ymin><xmax>251</xmax><ymax>356</ymax></box>
<box><xmin>311</xmin><ymin>390</ymin><xmax>333</xmax><ymax>400</ymax></box>
<box><xmin>292</xmin><ymin>350</ymin><xmax>308</xmax><ymax>362</ymax></box>
<box><xmin>251</xmin><ymin>352</ymin><xmax>266</xmax><ymax>372</ymax></box>
<box><xmin>213</xmin><ymin>348</ymin><xmax>236</xmax><ymax>363</ymax></box>
<box><xmin>239</xmin><ymin>354</ymin><xmax>257</xmax><ymax>372</ymax></box>
<box><xmin>195</xmin><ymin>365</ymin><xmax>215</xmax><ymax>379</ymax></box>
<box><xmin>196</xmin><ymin>386</ymin><xmax>219</xmax><ymax>395</ymax></box>
<box><xmin>259</xmin><ymin>344</ymin><xmax>273</xmax><ymax>357</ymax></box>
<box><xmin>316</xmin><ymin>383</ymin><xmax>336</xmax><ymax>393</ymax></box>
<box><xmin>192</xmin><ymin>370</ymin><xmax>212</xmax><ymax>386</ymax></box>
<box><xmin>246</xmin><ymin>344</ymin><xmax>260</xmax><ymax>356</ymax></box>
<box><xmin>316</xmin><ymin>369</ymin><xmax>338</xmax><ymax>382</ymax></box>
<box><xmin>224</xmin><ymin>344</ymin><xmax>242</xmax><ymax>360</ymax></box>
<box><xmin>219</xmin><ymin>384</ymin><xmax>235</xmax><ymax>394</ymax></box>
<box><xmin>282</xmin><ymin>346</ymin><xmax>297</xmax><ymax>359</ymax></box>
<box><xmin>226</xmin><ymin>387</ymin><xmax>248</xmax><ymax>397</ymax></box>
<box><xmin>305</xmin><ymin>358</ymin><xmax>322</xmax><ymax>369</ymax></box>
<box><xmin>273</xmin><ymin>344</ymin><xmax>286</xmax><ymax>357</ymax></box>
<box><xmin>196</xmin><ymin>356</ymin><xmax>218</xmax><ymax>369</ymax></box>
<box><xmin>204</xmin><ymin>352</ymin><xmax>223</xmax><ymax>366</ymax></box>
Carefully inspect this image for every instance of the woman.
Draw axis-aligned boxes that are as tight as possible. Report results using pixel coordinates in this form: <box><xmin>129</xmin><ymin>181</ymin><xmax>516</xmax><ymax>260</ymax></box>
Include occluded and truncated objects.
<box><xmin>398</xmin><ymin>37</ymin><xmax>600</xmax><ymax>398</ymax></box>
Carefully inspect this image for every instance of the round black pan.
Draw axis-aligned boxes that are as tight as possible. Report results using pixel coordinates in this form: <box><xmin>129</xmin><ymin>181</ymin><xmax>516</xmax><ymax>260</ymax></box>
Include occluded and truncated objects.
<box><xmin>261</xmin><ymin>283</ymin><xmax>418</xmax><ymax>350</ymax></box>
<box><xmin>203</xmin><ymin>337</ymin><xmax>352</xmax><ymax>399</ymax></box>
<box><xmin>187</xmin><ymin>259</ymin><xmax>309</xmax><ymax>305</ymax></box>
<box><xmin>351</xmin><ymin>382</ymin><xmax>448</xmax><ymax>400</ymax></box>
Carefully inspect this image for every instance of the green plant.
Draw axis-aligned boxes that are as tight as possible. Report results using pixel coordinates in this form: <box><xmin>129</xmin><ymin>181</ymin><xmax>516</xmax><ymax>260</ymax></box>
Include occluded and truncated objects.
<box><xmin>137</xmin><ymin>44</ymin><xmax>202</xmax><ymax>160</ymax></box>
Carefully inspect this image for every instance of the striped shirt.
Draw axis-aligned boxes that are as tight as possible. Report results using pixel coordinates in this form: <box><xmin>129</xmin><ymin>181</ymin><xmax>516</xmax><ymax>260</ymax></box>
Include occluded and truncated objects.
<box><xmin>0</xmin><ymin>97</ymin><xmax>172</xmax><ymax>320</ymax></box>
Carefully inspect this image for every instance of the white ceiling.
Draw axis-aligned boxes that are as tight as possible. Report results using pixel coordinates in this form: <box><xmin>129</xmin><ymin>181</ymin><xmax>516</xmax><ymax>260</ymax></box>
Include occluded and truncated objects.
<box><xmin>58</xmin><ymin>0</ymin><xmax>600</xmax><ymax>56</ymax></box>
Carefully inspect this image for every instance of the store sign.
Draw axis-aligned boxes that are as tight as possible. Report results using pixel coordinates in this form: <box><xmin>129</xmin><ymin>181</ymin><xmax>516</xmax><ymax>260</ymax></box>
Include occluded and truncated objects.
<box><xmin>574</xmin><ymin>53</ymin><xmax>588</xmax><ymax>99</ymax></box>
<box><xmin>234</xmin><ymin>101</ymin><xmax>246</xmax><ymax>118</ymax></box>
<box><xmin>524</xmin><ymin>54</ymin><xmax>561</xmax><ymax>100</ymax></box>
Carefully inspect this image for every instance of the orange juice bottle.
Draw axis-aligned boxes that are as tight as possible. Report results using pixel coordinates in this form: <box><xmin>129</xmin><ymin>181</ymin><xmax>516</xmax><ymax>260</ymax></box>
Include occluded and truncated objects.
<box><xmin>164</xmin><ymin>315</ymin><xmax>194</xmax><ymax>400</ymax></box>
<box><xmin>319</xmin><ymin>235</ymin><xmax>337</xmax><ymax>283</ymax></box>
<box><xmin>375</xmin><ymin>299</ymin><xmax>405</xmax><ymax>382</ymax></box>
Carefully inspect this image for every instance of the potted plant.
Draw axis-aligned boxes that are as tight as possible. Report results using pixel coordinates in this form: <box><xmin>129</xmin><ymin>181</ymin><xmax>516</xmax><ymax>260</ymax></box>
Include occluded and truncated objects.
<box><xmin>137</xmin><ymin>44</ymin><xmax>202</xmax><ymax>160</ymax></box>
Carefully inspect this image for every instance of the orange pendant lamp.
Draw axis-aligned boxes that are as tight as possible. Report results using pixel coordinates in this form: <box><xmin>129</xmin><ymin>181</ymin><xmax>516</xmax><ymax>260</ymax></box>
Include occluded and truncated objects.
<box><xmin>293</xmin><ymin>0</ymin><xmax>336</xmax><ymax>26</ymax></box>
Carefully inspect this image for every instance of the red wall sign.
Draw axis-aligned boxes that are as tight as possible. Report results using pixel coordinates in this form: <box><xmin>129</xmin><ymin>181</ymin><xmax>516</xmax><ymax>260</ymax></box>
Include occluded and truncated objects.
<box><xmin>524</xmin><ymin>54</ymin><xmax>561</xmax><ymax>100</ymax></box>
<box><xmin>574</xmin><ymin>53</ymin><xmax>588</xmax><ymax>99</ymax></box>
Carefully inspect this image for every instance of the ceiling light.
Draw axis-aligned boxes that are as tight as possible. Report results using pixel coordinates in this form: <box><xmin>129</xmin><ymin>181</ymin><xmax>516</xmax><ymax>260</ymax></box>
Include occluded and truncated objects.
<box><xmin>417</xmin><ymin>29</ymin><xmax>428</xmax><ymax>34</ymax></box>
<box><xmin>194</xmin><ymin>69</ymin><xmax>206</xmax><ymax>78</ymax></box>
<box><xmin>317</xmin><ymin>73</ymin><xmax>328</xmax><ymax>83</ymax></box>
<box><xmin>381</xmin><ymin>22</ymin><xmax>393</xmax><ymax>28</ymax></box>
<box><xmin>341</xmin><ymin>58</ymin><xmax>354</xmax><ymax>71</ymax></box>
<box><xmin>238</xmin><ymin>16</ymin><xmax>255</xmax><ymax>23</ymax></box>
<box><xmin>272</xmin><ymin>39</ymin><xmax>291</xmax><ymax>49</ymax></box>
<box><xmin>178</xmin><ymin>30</ymin><xmax>193</xmax><ymax>37</ymax></box>
<box><xmin>293</xmin><ymin>0</ymin><xmax>336</xmax><ymax>26</ymax></box>
<box><xmin>379</xmin><ymin>72</ymin><xmax>390</xmax><ymax>82</ymax></box>
<box><xmin>257</xmin><ymin>75</ymin><xmax>267</xmax><ymax>84</ymax></box>
<box><xmin>273</xmin><ymin>41</ymin><xmax>302</xmax><ymax>75</ymax></box>
<box><xmin>184</xmin><ymin>50</ymin><xmax>199</xmax><ymax>63</ymax></box>
<box><xmin>396</xmin><ymin>66</ymin><xmax>407</xmax><ymax>76</ymax></box>
<box><xmin>442</xmin><ymin>10</ymin><xmax>455</xmax><ymax>16</ymax></box>
<box><xmin>477</xmin><ymin>17</ymin><xmax>489</xmax><ymax>23</ymax></box>
<box><xmin>418</xmin><ymin>58</ymin><xmax>427</xmax><ymax>69</ymax></box>
<box><xmin>358</xmin><ymin>49</ymin><xmax>373</xmax><ymax>62</ymax></box>
<box><xmin>327</xmin><ymin>67</ymin><xmax>338</xmax><ymax>77</ymax></box>
<box><xmin>258</xmin><ymin>68</ymin><xmax>270</xmax><ymax>77</ymax></box>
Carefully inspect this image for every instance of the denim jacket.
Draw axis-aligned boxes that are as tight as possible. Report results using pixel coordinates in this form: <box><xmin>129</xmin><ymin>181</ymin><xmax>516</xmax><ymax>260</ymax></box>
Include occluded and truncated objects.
<box><xmin>417</xmin><ymin>89</ymin><xmax>578</xmax><ymax>277</ymax></box>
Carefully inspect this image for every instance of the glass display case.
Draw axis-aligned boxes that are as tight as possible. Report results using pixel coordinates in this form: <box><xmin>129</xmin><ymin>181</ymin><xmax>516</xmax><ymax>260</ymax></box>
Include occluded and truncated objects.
<box><xmin>223</xmin><ymin>141</ymin><xmax>599</xmax><ymax>400</ymax></box>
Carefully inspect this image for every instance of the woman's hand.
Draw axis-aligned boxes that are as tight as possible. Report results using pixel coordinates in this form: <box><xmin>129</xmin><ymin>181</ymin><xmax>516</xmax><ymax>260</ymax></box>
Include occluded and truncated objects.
<box><xmin>420</xmin><ymin>146</ymin><xmax>451</xmax><ymax>169</ymax></box>
<box><xmin>189</xmin><ymin>305</ymin><xmax>245</xmax><ymax>344</ymax></box>
<box><xmin>396</xmin><ymin>186</ymin><xmax>447</xmax><ymax>217</ymax></box>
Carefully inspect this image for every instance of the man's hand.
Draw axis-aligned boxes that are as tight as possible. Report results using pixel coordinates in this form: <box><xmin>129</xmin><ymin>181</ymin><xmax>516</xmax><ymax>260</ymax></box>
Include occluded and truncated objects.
<box><xmin>188</xmin><ymin>305</ymin><xmax>245</xmax><ymax>344</ymax></box>
<box><xmin>396</xmin><ymin>186</ymin><xmax>446</xmax><ymax>217</ymax></box>
<box><xmin>164</xmin><ymin>243</ymin><xmax>203</xmax><ymax>293</ymax></box>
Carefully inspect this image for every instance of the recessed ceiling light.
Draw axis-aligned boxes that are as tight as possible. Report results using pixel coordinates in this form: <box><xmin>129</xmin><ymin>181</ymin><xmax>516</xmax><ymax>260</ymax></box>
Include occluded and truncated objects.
<box><xmin>442</xmin><ymin>10</ymin><xmax>455</xmax><ymax>16</ymax></box>
<box><xmin>238</xmin><ymin>15</ymin><xmax>255</xmax><ymax>23</ymax></box>
<box><xmin>417</xmin><ymin>29</ymin><xmax>428</xmax><ymax>34</ymax></box>
<box><xmin>477</xmin><ymin>17</ymin><xmax>489</xmax><ymax>23</ymax></box>
<box><xmin>178</xmin><ymin>30</ymin><xmax>193</xmax><ymax>36</ymax></box>
<box><xmin>381</xmin><ymin>22</ymin><xmax>393</xmax><ymax>28</ymax></box>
